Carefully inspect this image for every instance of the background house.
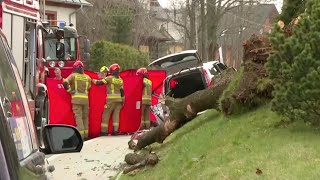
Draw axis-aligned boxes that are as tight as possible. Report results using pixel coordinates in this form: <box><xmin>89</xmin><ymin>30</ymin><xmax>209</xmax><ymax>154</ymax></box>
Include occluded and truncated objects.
<box><xmin>43</xmin><ymin>0</ymin><xmax>91</xmax><ymax>27</ymax></box>
<box><xmin>139</xmin><ymin>0</ymin><xmax>185</xmax><ymax>61</ymax></box>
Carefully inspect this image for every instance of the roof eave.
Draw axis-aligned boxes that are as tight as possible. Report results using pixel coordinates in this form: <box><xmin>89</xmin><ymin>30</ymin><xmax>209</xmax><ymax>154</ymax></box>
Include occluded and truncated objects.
<box><xmin>46</xmin><ymin>0</ymin><xmax>92</xmax><ymax>7</ymax></box>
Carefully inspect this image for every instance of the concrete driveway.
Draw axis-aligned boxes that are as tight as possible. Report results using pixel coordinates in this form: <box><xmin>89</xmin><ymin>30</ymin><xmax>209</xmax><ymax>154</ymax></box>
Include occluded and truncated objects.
<box><xmin>46</xmin><ymin>135</ymin><xmax>131</xmax><ymax>180</ymax></box>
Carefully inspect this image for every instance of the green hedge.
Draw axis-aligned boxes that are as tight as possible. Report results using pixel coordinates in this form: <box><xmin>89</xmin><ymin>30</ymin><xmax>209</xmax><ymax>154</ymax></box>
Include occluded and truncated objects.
<box><xmin>88</xmin><ymin>40</ymin><xmax>149</xmax><ymax>71</ymax></box>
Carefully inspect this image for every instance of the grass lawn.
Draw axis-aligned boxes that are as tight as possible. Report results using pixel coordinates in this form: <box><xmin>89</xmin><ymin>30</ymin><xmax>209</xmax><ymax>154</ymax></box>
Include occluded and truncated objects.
<box><xmin>120</xmin><ymin>105</ymin><xmax>320</xmax><ymax>180</ymax></box>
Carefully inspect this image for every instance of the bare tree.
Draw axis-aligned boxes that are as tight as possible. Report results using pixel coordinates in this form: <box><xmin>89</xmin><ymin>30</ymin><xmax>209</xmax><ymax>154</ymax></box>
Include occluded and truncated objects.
<box><xmin>163</xmin><ymin>0</ymin><xmax>262</xmax><ymax>61</ymax></box>
<box><xmin>199</xmin><ymin>0</ymin><xmax>206</xmax><ymax>60</ymax></box>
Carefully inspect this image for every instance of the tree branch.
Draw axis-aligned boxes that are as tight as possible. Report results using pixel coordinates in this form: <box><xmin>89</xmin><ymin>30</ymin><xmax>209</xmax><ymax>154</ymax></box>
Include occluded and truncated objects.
<box><xmin>169</xmin><ymin>19</ymin><xmax>191</xmax><ymax>38</ymax></box>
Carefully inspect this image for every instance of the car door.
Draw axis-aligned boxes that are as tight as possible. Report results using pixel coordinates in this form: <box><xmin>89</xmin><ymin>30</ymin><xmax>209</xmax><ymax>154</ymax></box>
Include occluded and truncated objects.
<box><xmin>0</xmin><ymin>31</ymin><xmax>47</xmax><ymax>180</ymax></box>
<box><xmin>0</xmin><ymin>104</ymin><xmax>15</xmax><ymax>180</ymax></box>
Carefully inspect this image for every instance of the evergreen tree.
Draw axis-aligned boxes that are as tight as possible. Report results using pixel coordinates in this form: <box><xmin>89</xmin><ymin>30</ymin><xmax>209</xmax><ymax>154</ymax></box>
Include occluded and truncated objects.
<box><xmin>267</xmin><ymin>0</ymin><xmax>320</xmax><ymax>125</ymax></box>
<box><xmin>279</xmin><ymin>0</ymin><xmax>306</xmax><ymax>24</ymax></box>
<box><xmin>109</xmin><ymin>7</ymin><xmax>133</xmax><ymax>45</ymax></box>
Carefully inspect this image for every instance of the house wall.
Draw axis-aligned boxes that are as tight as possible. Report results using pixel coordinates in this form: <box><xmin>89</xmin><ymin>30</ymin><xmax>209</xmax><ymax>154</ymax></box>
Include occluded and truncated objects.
<box><xmin>263</xmin><ymin>18</ymin><xmax>272</xmax><ymax>33</ymax></box>
<box><xmin>225</xmin><ymin>47</ymin><xmax>232</xmax><ymax>66</ymax></box>
<box><xmin>168</xmin><ymin>43</ymin><xmax>184</xmax><ymax>54</ymax></box>
<box><xmin>45</xmin><ymin>5</ymin><xmax>77</xmax><ymax>27</ymax></box>
<box><xmin>263</xmin><ymin>7</ymin><xmax>279</xmax><ymax>33</ymax></box>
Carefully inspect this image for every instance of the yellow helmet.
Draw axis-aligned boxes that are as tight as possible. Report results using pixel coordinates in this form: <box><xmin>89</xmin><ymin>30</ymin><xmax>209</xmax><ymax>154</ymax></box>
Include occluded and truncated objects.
<box><xmin>100</xmin><ymin>66</ymin><xmax>109</xmax><ymax>73</ymax></box>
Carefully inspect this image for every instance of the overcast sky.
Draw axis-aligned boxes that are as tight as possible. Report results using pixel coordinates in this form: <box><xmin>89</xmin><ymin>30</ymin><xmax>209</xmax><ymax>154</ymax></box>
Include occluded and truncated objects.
<box><xmin>158</xmin><ymin>0</ymin><xmax>283</xmax><ymax>12</ymax></box>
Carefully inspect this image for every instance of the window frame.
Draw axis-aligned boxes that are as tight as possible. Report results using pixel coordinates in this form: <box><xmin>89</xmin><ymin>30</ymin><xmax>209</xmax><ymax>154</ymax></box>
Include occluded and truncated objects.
<box><xmin>45</xmin><ymin>11</ymin><xmax>57</xmax><ymax>26</ymax></box>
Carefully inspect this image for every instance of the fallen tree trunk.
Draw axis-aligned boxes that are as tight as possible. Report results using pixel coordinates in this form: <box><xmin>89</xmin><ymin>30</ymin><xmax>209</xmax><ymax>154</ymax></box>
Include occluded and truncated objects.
<box><xmin>125</xmin><ymin>153</ymin><xmax>145</xmax><ymax>165</ymax></box>
<box><xmin>135</xmin><ymin>68</ymin><xmax>236</xmax><ymax>150</ymax></box>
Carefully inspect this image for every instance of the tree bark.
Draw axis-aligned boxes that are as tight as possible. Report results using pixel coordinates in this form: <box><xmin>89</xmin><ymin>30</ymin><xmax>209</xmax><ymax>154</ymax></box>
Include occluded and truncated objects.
<box><xmin>206</xmin><ymin>0</ymin><xmax>217</xmax><ymax>60</ymax></box>
<box><xmin>135</xmin><ymin>68</ymin><xmax>236</xmax><ymax>151</ymax></box>
<box><xmin>125</xmin><ymin>153</ymin><xmax>145</xmax><ymax>165</ymax></box>
<box><xmin>123</xmin><ymin>160</ymin><xmax>146</xmax><ymax>174</ymax></box>
<box><xmin>199</xmin><ymin>0</ymin><xmax>207</xmax><ymax>61</ymax></box>
<box><xmin>123</xmin><ymin>153</ymin><xmax>159</xmax><ymax>174</ymax></box>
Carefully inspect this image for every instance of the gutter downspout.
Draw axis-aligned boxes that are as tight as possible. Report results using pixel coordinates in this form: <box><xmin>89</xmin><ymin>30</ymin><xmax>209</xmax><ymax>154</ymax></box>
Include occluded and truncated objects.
<box><xmin>69</xmin><ymin>4</ymin><xmax>83</xmax><ymax>26</ymax></box>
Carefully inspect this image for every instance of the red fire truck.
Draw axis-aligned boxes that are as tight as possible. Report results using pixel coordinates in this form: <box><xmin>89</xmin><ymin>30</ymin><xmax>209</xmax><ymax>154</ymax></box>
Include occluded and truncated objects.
<box><xmin>43</xmin><ymin>22</ymin><xmax>90</xmax><ymax>78</ymax></box>
<box><xmin>0</xmin><ymin>0</ymin><xmax>90</xmax><ymax>128</ymax></box>
<box><xmin>0</xmin><ymin>0</ymin><xmax>49</xmax><ymax>135</ymax></box>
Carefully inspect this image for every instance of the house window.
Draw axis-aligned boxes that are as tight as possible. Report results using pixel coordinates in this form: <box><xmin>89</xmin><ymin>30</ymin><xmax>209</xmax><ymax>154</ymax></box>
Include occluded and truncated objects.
<box><xmin>139</xmin><ymin>45</ymin><xmax>149</xmax><ymax>53</ymax></box>
<box><xmin>150</xmin><ymin>0</ymin><xmax>160</xmax><ymax>6</ymax></box>
<box><xmin>45</xmin><ymin>11</ymin><xmax>57</xmax><ymax>26</ymax></box>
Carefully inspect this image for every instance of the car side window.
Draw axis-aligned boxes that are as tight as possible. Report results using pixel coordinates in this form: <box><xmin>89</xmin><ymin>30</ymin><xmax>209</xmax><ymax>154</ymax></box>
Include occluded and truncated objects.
<box><xmin>0</xmin><ymin>36</ymin><xmax>35</xmax><ymax>161</ymax></box>
<box><xmin>217</xmin><ymin>63</ymin><xmax>227</xmax><ymax>70</ymax></box>
<box><xmin>213</xmin><ymin>64</ymin><xmax>223</xmax><ymax>73</ymax></box>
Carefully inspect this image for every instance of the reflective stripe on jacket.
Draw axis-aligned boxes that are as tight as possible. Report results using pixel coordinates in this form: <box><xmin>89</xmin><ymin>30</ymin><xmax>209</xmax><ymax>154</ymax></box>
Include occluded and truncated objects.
<box><xmin>64</xmin><ymin>73</ymin><xmax>91</xmax><ymax>104</ymax></box>
<box><xmin>103</xmin><ymin>76</ymin><xmax>124</xmax><ymax>102</ymax></box>
<box><xmin>142</xmin><ymin>78</ymin><xmax>152</xmax><ymax>104</ymax></box>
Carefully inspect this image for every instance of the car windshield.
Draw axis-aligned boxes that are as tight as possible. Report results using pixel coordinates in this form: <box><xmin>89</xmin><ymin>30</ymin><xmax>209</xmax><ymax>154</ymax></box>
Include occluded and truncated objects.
<box><xmin>44</xmin><ymin>37</ymin><xmax>77</xmax><ymax>60</ymax></box>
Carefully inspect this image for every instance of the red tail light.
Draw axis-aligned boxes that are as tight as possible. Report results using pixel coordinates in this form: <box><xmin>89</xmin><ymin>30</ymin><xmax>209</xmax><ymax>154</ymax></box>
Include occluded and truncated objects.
<box><xmin>170</xmin><ymin>79</ymin><xmax>178</xmax><ymax>89</ymax></box>
<box><xmin>202</xmin><ymin>68</ymin><xmax>213</xmax><ymax>87</ymax></box>
<box><xmin>0</xmin><ymin>4</ymin><xmax>2</xmax><ymax>29</ymax></box>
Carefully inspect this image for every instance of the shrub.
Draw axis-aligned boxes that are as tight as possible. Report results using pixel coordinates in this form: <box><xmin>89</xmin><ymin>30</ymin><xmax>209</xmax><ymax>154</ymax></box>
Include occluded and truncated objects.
<box><xmin>88</xmin><ymin>40</ymin><xmax>149</xmax><ymax>71</ymax></box>
<box><xmin>267</xmin><ymin>0</ymin><xmax>320</xmax><ymax>125</ymax></box>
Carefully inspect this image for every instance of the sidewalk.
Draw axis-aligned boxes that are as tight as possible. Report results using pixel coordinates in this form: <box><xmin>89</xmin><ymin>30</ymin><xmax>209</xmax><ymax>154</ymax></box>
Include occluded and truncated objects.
<box><xmin>46</xmin><ymin>136</ymin><xmax>131</xmax><ymax>180</ymax></box>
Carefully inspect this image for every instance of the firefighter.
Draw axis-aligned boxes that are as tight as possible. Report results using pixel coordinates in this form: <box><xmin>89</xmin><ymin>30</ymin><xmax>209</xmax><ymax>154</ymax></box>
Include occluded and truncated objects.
<box><xmin>98</xmin><ymin>66</ymin><xmax>109</xmax><ymax>79</ymax></box>
<box><xmin>100</xmin><ymin>66</ymin><xmax>109</xmax><ymax>74</ymax></box>
<box><xmin>93</xmin><ymin>64</ymin><xmax>124</xmax><ymax>135</ymax></box>
<box><xmin>54</xmin><ymin>68</ymin><xmax>63</xmax><ymax>80</ymax></box>
<box><xmin>136</xmin><ymin>67</ymin><xmax>152</xmax><ymax>129</ymax></box>
<box><xmin>63</xmin><ymin>61</ymin><xmax>91</xmax><ymax>140</ymax></box>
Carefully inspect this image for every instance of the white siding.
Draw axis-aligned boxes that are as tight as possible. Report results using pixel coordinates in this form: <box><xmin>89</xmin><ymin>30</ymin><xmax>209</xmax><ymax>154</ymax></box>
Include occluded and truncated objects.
<box><xmin>45</xmin><ymin>5</ymin><xmax>77</xmax><ymax>27</ymax></box>
<box><xmin>2</xmin><ymin>12</ymin><xmax>12</xmax><ymax>47</ymax></box>
<box><xmin>11</xmin><ymin>15</ymin><xmax>25</xmax><ymax>78</ymax></box>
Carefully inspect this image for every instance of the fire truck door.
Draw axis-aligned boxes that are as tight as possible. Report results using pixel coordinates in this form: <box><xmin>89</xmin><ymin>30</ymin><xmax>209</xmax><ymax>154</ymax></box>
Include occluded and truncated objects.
<box><xmin>1</xmin><ymin>12</ymin><xmax>12</xmax><ymax>47</ymax></box>
<box><xmin>11</xmin><ymin>16</ymin><xmax>24</xmax><ymax>79</ymax></box>
<box><xmin>24</xmin><ymin>21</ymin><xmax>36</xmax><ymax>98</ymax></box>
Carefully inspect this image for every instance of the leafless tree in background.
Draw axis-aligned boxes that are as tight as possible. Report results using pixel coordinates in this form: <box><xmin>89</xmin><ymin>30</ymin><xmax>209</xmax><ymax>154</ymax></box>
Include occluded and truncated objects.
<box><xmin>165</xmin><ymin>0</ymin><xmax>266</xmax><ymax>61</ymax></box>
<box><xmin>76</xmin><ymin>0</ymin><xmax>278</xmax><ymax>65</ymax></box>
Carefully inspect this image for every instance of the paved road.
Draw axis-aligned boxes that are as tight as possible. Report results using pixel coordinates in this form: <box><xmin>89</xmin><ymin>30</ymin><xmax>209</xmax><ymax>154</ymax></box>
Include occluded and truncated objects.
<box><xmin>46</xmin><ymin>136</ymin><xmax>131</xmax><ymax>180</ymax></box>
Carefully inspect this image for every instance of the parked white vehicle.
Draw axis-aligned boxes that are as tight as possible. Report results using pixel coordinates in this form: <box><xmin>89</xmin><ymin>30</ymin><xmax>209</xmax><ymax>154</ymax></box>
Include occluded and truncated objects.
<box><xmin>149</xmin><ymin>52</ymin><xmax>229</xmax><ymax>123</ymax></box>
<box><xmin>202</xmin><ymin>61</ymin><xmax>229</xmax><ymax>80</ymax></box>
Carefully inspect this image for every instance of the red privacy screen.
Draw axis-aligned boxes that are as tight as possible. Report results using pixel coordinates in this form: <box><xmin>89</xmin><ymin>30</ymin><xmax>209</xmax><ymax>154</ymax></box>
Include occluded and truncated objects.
<box><xmin>47</xmin><ymin>69</ymin><xmax>165</xmax><ymax>138</ymax></box>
